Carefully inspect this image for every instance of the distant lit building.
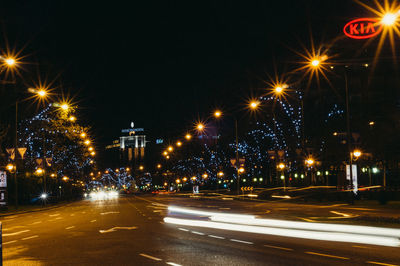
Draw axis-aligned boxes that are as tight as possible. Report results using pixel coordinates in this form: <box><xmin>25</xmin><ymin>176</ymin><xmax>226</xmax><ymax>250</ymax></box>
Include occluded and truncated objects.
<box><xmin>105</xmin><ymin>123</ymin><xmax>146</xmax><ymax>167</ymax></box>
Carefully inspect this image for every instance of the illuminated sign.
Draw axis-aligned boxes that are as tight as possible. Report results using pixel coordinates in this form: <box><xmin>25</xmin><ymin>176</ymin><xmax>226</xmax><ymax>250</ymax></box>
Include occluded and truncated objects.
<box><xmin>343</xmin><ymin>18</ymin><xmax>382</xmax><ymax>39</ymax></box>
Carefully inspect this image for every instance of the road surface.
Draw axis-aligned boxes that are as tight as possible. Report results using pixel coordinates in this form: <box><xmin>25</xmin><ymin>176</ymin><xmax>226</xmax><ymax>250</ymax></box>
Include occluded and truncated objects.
<box><xmin>2</xmin><ymin>194</ymin><xmax>400</xmax><ymax>265</ymax></box>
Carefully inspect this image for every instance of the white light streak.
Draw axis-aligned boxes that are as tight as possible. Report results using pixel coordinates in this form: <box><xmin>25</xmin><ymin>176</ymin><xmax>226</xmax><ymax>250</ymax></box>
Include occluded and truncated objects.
<box><xmin>164</xmin><ymin>217</ymin><xmax>400</xmax><ymax>247</ymax></box>
<box><xmin>209</xmin><ymin>216</ymin><xmax>400</xmax><ymax>238</ymax></box>
<box><xmin>168</xmin><ymin>206</ymin><xmax>255</xmax><ymax>220</ymax></box>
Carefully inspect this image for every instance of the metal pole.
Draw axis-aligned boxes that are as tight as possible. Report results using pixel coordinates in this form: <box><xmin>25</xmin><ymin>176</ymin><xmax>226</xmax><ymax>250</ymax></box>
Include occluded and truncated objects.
<box><xmin>14</xmin><ymin>101</ymin><xmax>18</xmax><ymax>210</ymax></box>
<box><xmin>345</xmin><ymin>72</ymin><xmax>353</xmax><ymax>192</ymax></box>
<box><xmin>0</xmin><ymin>222</ymin><xmax>2</xmax><ymax>266</ymax></box>
<box><xmin>235</xmin><ymin>119</ymin><xmax>240</xmax><ymax>195</ymax></box>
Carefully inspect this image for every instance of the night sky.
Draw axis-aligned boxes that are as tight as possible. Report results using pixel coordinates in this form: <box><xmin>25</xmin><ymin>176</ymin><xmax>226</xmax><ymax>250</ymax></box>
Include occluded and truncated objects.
<box><xmin>1</xmin><ymin>1</ymin><xmax>366</xmax><ymax>147</ymax></box>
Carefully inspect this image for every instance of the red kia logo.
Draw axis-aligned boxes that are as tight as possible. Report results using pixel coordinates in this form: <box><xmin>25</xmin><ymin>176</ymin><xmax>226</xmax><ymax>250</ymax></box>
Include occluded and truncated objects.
<box><xmin>343</xmin><ymin>18</ymin><xmax>383</xmax><ymax>39</ymax></box>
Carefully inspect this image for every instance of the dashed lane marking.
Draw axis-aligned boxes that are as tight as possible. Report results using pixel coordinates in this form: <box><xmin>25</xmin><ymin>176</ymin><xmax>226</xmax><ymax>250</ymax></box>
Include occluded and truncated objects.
<box><xmin>208</xmin><ymin>235</ymin><xmax>225</xmax><ymax>239</ymax></box>
<box><xmin>191</xmin><ymin>231</ymin><xmax>205</xmax><ymax>235</ymax></box>
<box><xmin>29</xmin><ymin>221</ymin><xmax>42</xmax><ymax>225</ymax></box>
<box><xmin>230</xmin><ymin>239</ymin><xmax>253</xmax><ymax>244</ymax></box>
<box><xmin>3</xmin><ymin>230</ymin><xmax>30</xmax><ymax>237</ymax></box>
<box><xmin>366</xmin><ymin>261</ymin><xmax>399</xmax><ymax>266</ymax></box>
<box><xmin>100</xmin><ymin>211</ymin><xmax>120</xmax><ymax>215</ymax></box>
<box><xmin>90</xmin><ymin>220</ymin><xmax>97</xmax><ymax>223</ymax></box>
<box><xmin>65</xmin><ymin>226</ymin><xmax>75</xmax><ymax>230</ymax></box>
<box><xmin>139</xmin><ymin>253</ymin><xmax>162</xmax><ymax>261</ymax></box>
<box><xmin>22</xmin><ymin>235</ymin><xmax>39</xmax><ymax>240</ymax></box>
<box><xmin>305</xmin><ymin>252</ymin><xmax>349</xmax><ymax>260</ymax></box>
<box><xmin>3</xmin><ymin>240</ymin><xmax>17</xmax><ymax>245</ymax></box>
<box><xmin>49</xmin><ymin>213</ymin><xmax>60</xmax><ymax>217</ymax></box>
<box><xmin>178</xmin><ymin>228</ymin><xmax>189</xmax><ymax>232</ymax></box>
<box><xmin>263</xmin><ymin>244</ymin><xmax>293</xmax><ymax>251</ymax></box>
<box><xmin>352</xmin><ymin>245</ymin><xmax>371</xmax><ymax>249</ymax></box>
<box><xmin>166</xmin><ymin>262</ymin><xmax>182</xmax><ymax>266</ymax></box>
<box><xmin>99</xmin><ymin>226</ymin><xmax>137</xmax><ymax>234</ymax></box>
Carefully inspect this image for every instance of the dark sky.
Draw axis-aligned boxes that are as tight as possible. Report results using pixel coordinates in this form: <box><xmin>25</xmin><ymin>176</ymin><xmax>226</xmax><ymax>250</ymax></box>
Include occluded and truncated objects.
<box><xmin>1</xmin><ymin>0</ymin><xmax>364</xmax><ymax>146</ymax></box>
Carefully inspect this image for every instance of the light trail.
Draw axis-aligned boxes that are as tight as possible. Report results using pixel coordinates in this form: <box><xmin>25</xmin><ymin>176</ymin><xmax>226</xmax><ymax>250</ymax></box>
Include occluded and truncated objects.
<box><xmin>209</xmin><ymin>216</ymin><xmax>400</xmax><ymax>238</ymax></box>
<box><xmin>164</xmin><ymin>217</ymin><xmax>400</xmax><ymax>247</ymax></box>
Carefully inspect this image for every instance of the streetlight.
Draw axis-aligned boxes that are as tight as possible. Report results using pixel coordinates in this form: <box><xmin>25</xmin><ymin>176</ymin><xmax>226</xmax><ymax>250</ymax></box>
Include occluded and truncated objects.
<box><xmin>196</xmin><ymin>123</ymin><xmax>205</xmax><ymax>132</ymax></box>
<box><xmin>382</xmin><ymin>12</ymin><xmax>398</xmax><ymax>26</ymax></box>
<box><xmin>353</xmin><ymin>149</ymin><xmax>362</xmax><ymax>159</ymax></box>
<box><xmin>6</xmin><ymin>163</ymin><xmax>15</xmax><ymax>172</ymax></box>
<box><xmin>157</xmin><ymin>164</ymin><xmax>162</xmax><ymax>169</ymax></box>
<box><xmin>84</xmin><ymin>139</ymin><xmax>91</xmax><ymax>146</ymax></box>
<box><xmin>167</xmin><ymin>146</ymin><xmax>174</xmax><ymax>152</ymax></box>
<box><xmin>214</xmin><ymin>110</ymin><xmax>222</xmax><ymax>118</ymax></box>
<box><xmin>69</xmin><ymin>116</ymin><xmax>76</xmax><ymax>122</ymax></box>
<box><xmin>139</xmin><ymin>165</ymin><xmax>144</xmax><ymax>170</ymax></box>
<box><xmin>60</xmin><ymin>103</ymin><xmax>69</xmax><ymax>111</ymax></box>
<box><xmin>80</xmin><ymin>132</ymin><xmax>87</xmax><ymax>138</ymax></box>
<box><xmin>249</xmin><ymin>100</ymin><xmax>259</xmax><ymax>110</ymax></box>
<box><xmin>185</xmin><ymin>133</ymin><xmax>192</xmax><ymax>140</ymax></box>
<box><xmin>176</xmin><ymin>141</ymin><xmax>182</xmax><ymax>147</ymax></box>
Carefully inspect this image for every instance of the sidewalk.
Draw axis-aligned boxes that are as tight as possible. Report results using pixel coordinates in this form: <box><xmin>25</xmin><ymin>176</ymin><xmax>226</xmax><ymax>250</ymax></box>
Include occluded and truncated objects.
<box><xmin>0</xmin><ymin>202</ymin><xmax>71</xmax><ymax>217</ymax></box>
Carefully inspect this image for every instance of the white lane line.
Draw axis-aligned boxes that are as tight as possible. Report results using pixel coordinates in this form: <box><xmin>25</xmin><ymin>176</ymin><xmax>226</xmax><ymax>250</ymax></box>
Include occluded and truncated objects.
<box><xmin>3</xmin><ymin>240</ymin><xmax>17</xmax><ymax>245</ymax></box>
<box><xmin>3</xmin><ymin>230</ymin><xmax>30</xmax><ymax>237</ymax></box>
<box><xmin>49</xmin><ymin>213</ymin><xmax>60</xmax><ymax>217</ymax></box>
<box><xmin>264</xmin><ymin>244</ymin><xmax>293</xmax><ymax>251</ymax></box>
<box><xmin>366</xmin><ymin>261</ymin><xmax>399</xmax><ymax>266</ymax></box>
<box><xmin>99</xmin><ymin>226</ymin><xmax>137</xmax><ymax>234</ymax></box>
<box><xmin>139</xmin><ymin>253</ymin><xmax>162</xmax><ymax>261</ymax></box>
<box><xmin>353</xmin><ymin>245</ymin><xmax>372</xmax><ymax>249</ymax></box>
<box><xmin>65</xmin><ymin>226</ymin><xmax>75</xmax><ymax>230</ymax></box>
<box><xmin>230</xmin><ymin>239</ymin><xmax>253</xmax><ymax>244</ymax></box>
<box><xmin>208</xmin><ymin>235</ymin><xmax>225</xmax><ymax>239</ymax></box>
<box><xmin>305</xmin><ymin>251</ymin><xmax>349</xmax><ymax>260</ymax></box>
<box><xmin>22</xmin><ymin>235</ymin><xmax>39</xmax><ymax>240</ymax></box>
<box><xmin>178</xmin><ymin>228</ymin><xmax>189</xmax><ymax>232</ymax></box>
<box><xmin>29</xmin><ymin>221</ymin><xmax>42</xmax><ymax>225</ymax></box>
<box><xmin>90</xmin><ymin>220</ymin><xmax>97</xmax><ymax>223</ymax></box>
<box><xmin>166</xmin><ymin>262</ymin><xmax>182</xmax><ymax>266</ymax></box>
<box><xmin>100</xmin><ymin>211</ymin><xmax>120</xmax><ymax>215</ymax></box>
<box><xmin>219</xmin><ymin>208</ymin><xmax>231</xmax><ymax>210</ymax></box>
<box><xmin>191</xmin><ymin>231</ymin><xmax>205</xmax><ymax>235</ymax></box>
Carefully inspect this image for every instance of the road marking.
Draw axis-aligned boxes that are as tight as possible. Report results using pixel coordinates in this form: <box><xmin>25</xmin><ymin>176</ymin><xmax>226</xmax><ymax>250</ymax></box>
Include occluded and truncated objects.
<box><xmin>166</xmin><ymin>262</ymin><xmax>182</xmax><ymax>266</ymax></box>
<box><xmin>139</xmin><ymin>253</ymin><xmax>162</xmax><ymax>261</ymax></box>
<box><xmin>219</xmin><ymin>207</ymin><xmax>231</xmax><ymax>210</ymax></box>
<box><xmin>49</xmin><ymin>213</ymin><xmax>60</xmax><ymax>217</ymax></box>
<box><xmin>191</xmin><ymin>231</ymin><xmax>205</xmax><ymax>235</ymax></box>
<box><xmin>208</xmin><ymin>235</ymin><xmax>225</xmax><ymax>239</ymax></box>
<box><xmin>366</xmin><ymin>261</ymin><xmax>399</xmax><ymax>266</ymax></box>
<box><xmin>178</xmin><ymin>228</ymin><xmax>189</xmax><ymax>232</ymax></box>
<box><xmin>99</xmin><ymin>226</ymin><xmax>137</xmax><ymax>234</ymax></box>
<box><xmin>3</xmin><ymin>225</ymin><xmax>26</xmax><ymax>231</ymax></box>
<box><xmin>3</xmin><ymin>240</ymin><xmax>17</xmax><ymax>245</ymax></box>
<box><xmin>297</xmin><ymin>217</ymin><xmax>316</xmax><ymax>222</ymax></box>
<box><xmin>159</xmin><ymin>221</ymin><xmax>165</xmax><ymax>224</ymax></box>
<box><xmin>230</xmin><ymin>239</ymin><xmax>253</xmax><ymax>244</ymax></box>
<box><xmin>330</xmin><ymin>211</ymin><xmax>351</xmax><ymax>217</ymax></box>
<box><xmin>100</xmin><ymin>211</ymin><xmax>120</xmax><ymax>215</ymax></box>
<box><xmin>305</xmin><ymin>252</ymin><xmax>349</xmax><ymax>260</ymax></box>
<box><xmin>28</xmin><ymin>221</ymin><xmax>42</xmax><ymax>225</ymax></box>
<box><xmin>90</xmin><ymin>220</ymin><xmax>97</xmax><ymax>223</ymax></box>
<box><xmin>70</xmin><ymin>214</ymin><xmax>75</xmax><ymax>216</ymax></box>
<box><xmin>3</xmin><ymin>230</ymin><xmax>30</xmax><ymax>237</ymax></box>
<box><xmin>22</xmin><ymin>235</ymin><xmax>39</xmax><ymax>240</ymax></box>
<box><xmin>65</xmin><ymin>226</ymin><xmax>75</xmax><ymax>230</ymax></box>
<box><xmin>263</xmin><ymin>244</ymin><xmax>293</xmax><ymax>251</ymax></box>
<box><xmin>353</xmin><ymin>245</ymin><xmax>371</xmax><ymax>249</ymax></box>
<box><xmin>153</xmin><ymin>210</ymin><xmax>162</xmax><ymax>212</ymax></box>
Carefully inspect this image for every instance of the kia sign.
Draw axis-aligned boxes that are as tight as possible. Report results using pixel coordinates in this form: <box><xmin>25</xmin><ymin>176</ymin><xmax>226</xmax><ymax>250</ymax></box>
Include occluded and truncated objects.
<box><xmin>343</xmin><ymin>18</ymin><xmax>383</xmax><ymax>39</ymax></box>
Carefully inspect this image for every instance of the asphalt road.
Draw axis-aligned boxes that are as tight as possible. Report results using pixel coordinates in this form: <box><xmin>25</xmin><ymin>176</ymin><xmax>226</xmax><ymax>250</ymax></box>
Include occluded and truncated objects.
<box><xmin>2</xmin><ymin>194</ymin><xmax>400</xmax><ymax>265</ymax></box>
